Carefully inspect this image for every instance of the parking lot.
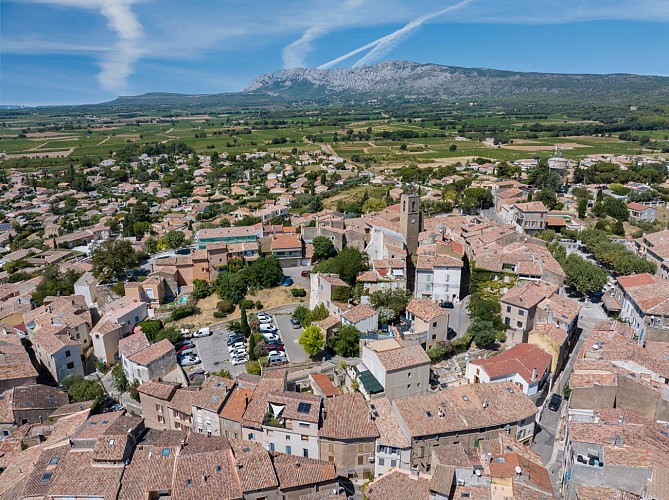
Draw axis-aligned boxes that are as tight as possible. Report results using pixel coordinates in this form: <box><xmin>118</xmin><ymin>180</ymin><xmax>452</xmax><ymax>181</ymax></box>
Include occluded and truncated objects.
<box><xmin>181</xmin><ymin>305</ymin><xmax>309</xmax><ymax>378</ymax></box>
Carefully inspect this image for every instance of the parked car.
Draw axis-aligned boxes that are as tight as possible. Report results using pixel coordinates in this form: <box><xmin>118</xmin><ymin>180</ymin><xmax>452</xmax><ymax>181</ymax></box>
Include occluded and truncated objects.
<box><xmin>548</xmin><ymin>394</ymin><xmax>563</xmax><ymax>411</ymax></box>
<box><xmin>194</xmin><ymin>327</ymin><xmax>212</xmax><ymax>338</ymax></box>
<box><xmin>180</xmin><ymin>355</ymin><xmax>201</xmax><ymax>366</ymax></box>
<box><xmin>232</xmin><ymin>355</ymin><xmax>248</xmax><ymax>366</ymax></box>
<box><xmin>228</xmin><ymin>342</ymin><xmax>245</xmax><ymax>352</ymax></box>
<box><xmin>177</xmin><ymin>347</ymin><xmax>195</xmax><ymax>357</ymax></box>
<box><xmin>227</xmin><ymin>334</ymin><xmax>243</xmax><ymax>345</ymax></box>
<box><xmin>282</xmin><ymin>277</ymin><xmax>294</xmax><ymax>287</ymax></box>
<box><xmin>230</xmin><ymin>347</ymin><xmax>247</xmax><ymax>358</ymax></box>
<box><xmin>267</xmin><ymin>343</ymin><xmax>285</xmax><ymax>352</ymax></box>
<box><xmin>290</xmin><ymin>318</ymin><xmax>301</xmax><ymax>329</ymax></box>
<box><xmin>301</xmin><ymin>270</ymin><xmax>309</xmax><ymax>277</ymax></box>
<box><xmin>262</xmin><ymin>333</ymin><xmax>280</xmax><ymax>342</ymax></box>
<box><xmin>268</xmin><ymin>351</ymin><xmax>287</xmax><ymax>364</ymax></box>
<box><xmin>258</xmin><ymin>317</ymin><xmax>274</xmax><ymax>325</ymax></box>
<box><xmin>180</xmin><ymin>328</ymin><xmax>191</xmax><ymax>338</ymax></box>
<box><xmin>440</xmin><ymin>301</ymin><xmax>454</xmax><ymax>309</ymax></box>
<box><xmin>260</xmin><ymin>324</ymin><xmax>278</xmax><ymax>334</ymax></box>
<box><xmin>257</xmin><ymin>313</ymin><xmax>272</xmax><ymax>321</ymax></box>
<box><xmin>177</xmin><ymin>339</ymin><xmax>194</xmax><ymax>348</ymax></box>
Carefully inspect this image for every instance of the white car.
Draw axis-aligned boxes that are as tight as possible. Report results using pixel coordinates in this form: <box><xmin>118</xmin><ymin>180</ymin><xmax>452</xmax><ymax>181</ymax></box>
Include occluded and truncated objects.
<box><xmin>193</xmin><ymin>327</ymin><xmax>212</xmax><ymax>338</ymax></box>
<box><xmin>258</xmin><ymin>317</ymin><xmax>274</xmax><ymax>325</ymax></box>
<box><xmin>262</xmin><ymin>333</ymin><xmax>280</xmax><ymax>343</ymax></box>
<box><xmin>259</xmin><ymin>324</ymin><xmax>278</xmax><ymax>333</ymax></box>
<box><xmin>257</xmin><ymin>313</ymin><xmax>272</xmax><ymax>321</ymax></box>
<box><xmin>228</xmin><ymin>342</ymin><xmax>245</xmax><ymax>352</ymax></box>
<box><xmin>180</xmin><ymin>327</ymin><xmax>191</xmax><ymax>337</ymax></box>
<box><xmin>230</xmin><ymin>347</ymin><xmax>247</xmax><ymax>358</ymax></box>
<box><xmin>231</xmin><ymin>355</ymin><xmax>248</xmax><ymax>366</ymax></box>
<box><xmin>180</xmin><ymin>355</ymin><xmax>201</xmax><ymax>366</ymax></box>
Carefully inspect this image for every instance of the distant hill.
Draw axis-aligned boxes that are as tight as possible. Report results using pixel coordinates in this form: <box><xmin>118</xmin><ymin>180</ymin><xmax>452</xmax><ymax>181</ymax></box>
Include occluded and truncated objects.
<box><xmin>244</xmin><ymin>61</ymin><xmax>669</xmax><ymax>102</ymax></box>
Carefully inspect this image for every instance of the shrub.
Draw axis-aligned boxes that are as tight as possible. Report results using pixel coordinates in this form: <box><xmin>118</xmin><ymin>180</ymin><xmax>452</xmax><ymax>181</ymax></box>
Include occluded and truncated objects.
<box><xmin>241</xmin><ymin>299</ymin><xmax>255</xmax><ymax>309</ymax></box>
<box><xmin>291</xmin><ymin>288</ymin><xmax>307</xmax><ymax>297</ymax></box>
<box><xmin>246</xmin><ymin>360</ymin><xmax>261</xmax><ymax>375</ymax></box>
<box><xmin>170</xmin><ymin>305</ymin><xmax>199</xmax><ymax>322</ymax></box>
<box><xmin>213</xmin><ymin>311</ymin><xmax>227</xmax><ymax>319</ymax></box>
<box><xmin>111</xmin><ymin>281</ymin><xmax>126</xmax><ymax>297</ymax></box>
<box><xmin>255</xmin><ymin>300</ymin><xmax>263</xmax><ymax>310</ymax></box>
<box><xmin>217</xmin><ymin>300</ymin><xmax>235</xmax><ymax>314</ymax></box>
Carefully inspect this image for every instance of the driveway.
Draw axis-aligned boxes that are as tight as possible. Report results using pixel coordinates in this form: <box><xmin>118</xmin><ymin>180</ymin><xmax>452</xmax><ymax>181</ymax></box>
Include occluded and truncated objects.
<box><xmin>270</xmin><ymin>305</ymin><xmax>309</xmax><ymax>364</ymax></box>
<box><xmin>447</xmin><ymin>296</ymin><xmax>471</xmax><ymax>338</ymax></box>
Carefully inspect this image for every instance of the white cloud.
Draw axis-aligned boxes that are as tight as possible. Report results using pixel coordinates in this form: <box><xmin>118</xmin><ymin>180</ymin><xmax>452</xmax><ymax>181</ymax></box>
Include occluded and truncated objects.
<box><xmin>18</xmin><ymin>0</ymin><xmax>144</xmax><ymax>92</ymax></box>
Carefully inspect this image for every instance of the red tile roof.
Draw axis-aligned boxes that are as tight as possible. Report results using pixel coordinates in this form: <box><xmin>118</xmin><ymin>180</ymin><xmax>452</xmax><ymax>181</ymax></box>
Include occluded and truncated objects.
<box><xmin>470</xmin><ymin>343</ymin><xmax>552</xmax><ymax>383</ymax></box>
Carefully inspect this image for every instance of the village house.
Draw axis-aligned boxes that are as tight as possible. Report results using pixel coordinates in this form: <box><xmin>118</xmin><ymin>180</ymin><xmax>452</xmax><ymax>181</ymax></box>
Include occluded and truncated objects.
<box><xmin>627</xmin><ymin>201</ymin><xmax>656</xmax><ymax>222</ymax></box>
<box><xmin>309</xmin><ymin>273</ymin><xmax>350</xmax><ymax>316</ymax></box>
<box><xmin>340</xmin><ymin>304</ymin><xmax>379</xmax><ymax>333</ymax></box>
<box><xmin>501</xmin><ymin>281</ymin><xmax>559</xmax><ymax>342</ymax></box>
<box><xmin>91</xmin><ymin>298</ymin><xmax>148</xmax><ymax>365</ymax></box>
<box><xmin>360</xmin><ymin>338</ymin><xmax>430</xmax><ymax>401</ymax></box>
<box><xmin>466</xmin><ymin>343</ymin><xmax>552</xmax><ymax>398</ymax></box>
<box><xmin>119</xmin><ymin>332</ymin><xmax>178</xmax><ymax>385</ymax></box>
<box><xmin>414</xmin><ymin>254</ymin><xmax>463</xmax><ymax>304</ymax></box>
<box><xmin>400</xmin><ymin>298</ymin><xmax>450</xmax><ymax>350</ymax></box>
<box><xmin>614</xmin><ymin>273</ymin><xmax>669</xmax><ymax>343</ymax></box>
<box><xmin>634</xmin><ymin>229</ymin><xmax>669</xmax><ymax>279</ymax></box>
<box><xmin>499</xmin><ymin>201</ymin><xmax>548</xmax><ymax>235</ymax></box>
<box><xmin>0</xmin><ymin>329</ymin><xmax>38</xmax><ymax>392</ymax></box>
<box><xmin>270</xmin><ymin>233</ymin><xmax>303</xmax><ymax>268</ymax></box>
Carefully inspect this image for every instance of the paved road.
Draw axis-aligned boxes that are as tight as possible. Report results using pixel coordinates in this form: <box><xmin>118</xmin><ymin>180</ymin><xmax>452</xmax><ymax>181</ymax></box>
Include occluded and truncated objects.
<box><xmin>530</xmin><ymin>300</ymin><xmax>608</xmax><ymax>493</ymax></box>
<box><xmin>282</xmin><ymin>265</ymin><xmax>312</xmax><ymax>289</ymax></box>
<box><xmin>447</xmin><ymin>296</ymin><xmax>471</xmax><ymax>338</ymax></box>
<box><xmin>273</xmin><ymin>306</ymin><xmax>308</xmax><ymax>363</ymax></box>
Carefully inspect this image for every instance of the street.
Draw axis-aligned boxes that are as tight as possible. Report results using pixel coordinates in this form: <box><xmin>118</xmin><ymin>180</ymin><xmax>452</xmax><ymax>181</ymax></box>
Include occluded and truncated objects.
<box><xmin>447</xmin><ymin>296</ymin><xmax>471</xmax><ymax>338</ymax></box>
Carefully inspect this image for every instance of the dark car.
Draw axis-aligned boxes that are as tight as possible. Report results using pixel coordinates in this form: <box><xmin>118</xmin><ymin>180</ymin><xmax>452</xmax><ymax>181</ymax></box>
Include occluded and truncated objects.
<box><xmin>548</xmin><ymin>394</ymin><xmax>563</xmax><ymax>411</ymax></box>
<box><xmin>282</xmin><ymin>277</ymin><xmax>294</xmax><ymax>287</ymax></box>
<box><xmin>267</xmin><ymin>343</ymin><xmax>285</xmax><ymax>352</ymax></box>
<box><xmin>290</xmin><ymin>318</ymin><xmax>301</xmax><ymax>329</ymax></box>
<box><xmin>301</xmin><ymin>270</ymin><xmax>309</xmax><ymax>277</ymax></box>
<box><xmin>440</xmin><ymin>302</ymin><xmax>455</xmax><ymax>309</ymax></box>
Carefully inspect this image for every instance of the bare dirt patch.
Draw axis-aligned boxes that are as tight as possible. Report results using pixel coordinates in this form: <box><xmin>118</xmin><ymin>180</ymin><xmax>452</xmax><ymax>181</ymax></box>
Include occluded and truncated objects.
<box><xmin>499</xmin><ymin>142</ymin><xmax>591</xmax><ymax>151</ymax></box>
<box><xmin>173</xmin><ymin>287</ymin><xmax>307</xmax><ymax>330</ymax></box>
<box><xmin>3</xmin><ymin>148</ymin><xmax>74</xmax><ymax>159</ymax></box>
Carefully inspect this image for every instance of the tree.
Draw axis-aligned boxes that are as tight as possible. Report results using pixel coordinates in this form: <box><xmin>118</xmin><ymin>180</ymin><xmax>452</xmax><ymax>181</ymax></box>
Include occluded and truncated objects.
<box><xmin>602</xmin><ymin>196</ymin><xmax>630</xmax><ymax>222</ymax></box>
<box><xmin>299</xmin><ymin>325</ymin><xmax>325</xmax><ymax>357</ymax></box>
<box><xmin>248</xmin><ymin>331</ymin><xmax>258</xmax><ymax>360</ymax></box>
<box><xmin>313</xmin><ymin>247</ymin><xmax>368</xmax><ymax>285</ymax></box>
<box><xmin>215</xmin><ymin>271</ymin><xmax>248</xmax><ymax>304</ymax></box>
<box><xmin>139</xmin><ymin>319</ymin><xmax>164</xmax><ymax>342</ymax></box>
<box><xmin>155</xmin><ymin>327</ymin><xmax>182</xmax><ymax>345</ymax></box>
<box><xmin>292</xmin><ymin>305</ymin><xmax>310</xmax><ymax>326</ymax></box>
<box><xmin>377</xmin><ymin>307</ymin><xmax>396</xmax><ymax>325</ymax></box>
<box><xmin>111</xmin><ymin>363</ymin><xmax>129</xmax><ymax>393</ymax></box>
<box><xmin>467</xmin><ymin>318</ymin><xmax>497</xmax><ymax>348</ymax></box>
<box><xmin>611</xmin><ymin>219</ymin><xmax>625</xmax><ymax>236</ymax></box>
<box><xmin>427</xmin><ymin>342</ymin><xmax>450</xmax><ymax>363</ymax></box>
<box><xmin>534</xmin><ymin>189</ymin><xmax>557</xmax><ymax>210</ymax></box>
<box><xmin>62</xmin><ymin>374</ymin><xmax>105</xmax><ymax>403</ymax></box>
<box><xmin>327</xmin><ymin>324</ymin><xmax>360</xmax><ymax>357</ymax></box>
<box><xmin>361</xmin><ymin>198</ymin><xmax>387</xmax><ymax>214</ymax></box>
<box><xmin>370</xmin><ymin>288</ymin><xmax>414</xmax><ymax>322</ymax></box>
<box><xmin>312</xmin><ymin>236</ymin><xmax>337</xmax><ymax>261</ymax></box>
<box><xmin>240</xmin><ymin>304</ymin><xmax>251</xmax><ymax>338</ymax></box>
<box><xmin>254</xmin><ymin>340</ymin><xmax>269</xmax><ymax>359</ymax></box>
<box><xmin>144</xmin><ymin>237</ymin><xmax>159</xmax><ymax>254</ymax></box>
<box><xmin>211</xmin><ymin>369</ymin><xmax>232</xmax><ymax>379</ymax></box>
<box><xmin>244</xmin><ymin>256</ymin><xmax>284</xmax><ymax>289</ymax></box>
<box><xmin>192</xmin><ymin>279</ymin><xmax>212</xmax><ymax>299</ymax></box>
<box><xmin>92</xmin><ymin>239</ymin><xmax>140</xmax><ymax>281</ymax></box>
<box><xmin>31</xmin><ymin>266</ymin><xmax>82</xmax><ymax>306</ymax></box>
<box><xmin>163</xmin><ymin>230</ymin><xmax>186</xmax><ymax>249</ymax></box>
<box><xmin>449</xmin><ymin>144</ymin><xmax>457</xmax><ymax>152</ymax></box>
<box><xmin>562</xmin><ymin>253</ymin><xmax>608</xmax><ymax>295</ymax></box>
<box><xmin>305</xmin><ymin>303</ymin><xmax>329</xmax><ymax>325</ymax></box>
<box><xmin>577</xmin><ymin>198</ymin><xmax>588</xmax><ymax>219</ymax></box>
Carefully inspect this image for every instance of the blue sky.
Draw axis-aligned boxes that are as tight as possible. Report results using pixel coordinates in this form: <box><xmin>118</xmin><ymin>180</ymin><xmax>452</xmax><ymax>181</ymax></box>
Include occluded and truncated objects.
<box><xmin>2</xmin><ymin>0</ymin><xmax>669</xmax><ymax>106</ymax></box>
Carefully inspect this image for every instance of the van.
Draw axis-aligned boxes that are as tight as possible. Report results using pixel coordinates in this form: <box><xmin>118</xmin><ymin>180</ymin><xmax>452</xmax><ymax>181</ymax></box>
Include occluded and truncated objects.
<box><xmin>262</xmin><ymin>333</ymin><xmax>280</xmax><ymax>342</ymax></box>
<box><xmin>178</xmin><ymin>348</ymin><xmax>195</xmax><ymax>357</ymax></box>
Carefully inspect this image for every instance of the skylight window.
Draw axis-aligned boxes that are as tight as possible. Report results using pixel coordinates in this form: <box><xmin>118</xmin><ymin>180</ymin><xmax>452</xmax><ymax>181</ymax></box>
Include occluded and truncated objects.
<box><xmin>215</xmin><ymin>465</ymin><xmax>222</xmax><ymax>473</ymax></box>
<box><xmin>42</xmin><ymin>473</ymin><xmax>53</xmax><ymax>481</ymax></box>
<box><xmin>108</xmin><ymin>439</ymin><xmax>115</xmax><ymax>446</ymax></box>
<box><xmin>297</xmin><ymin>402</ymin><xmax>312</xmax><ymax>414</ymax></box>
<box><xmin>161</xmin><ymin>448</ymin><xmax>170</xmax><ymax>456</ymax></box>
<box><xmin>48</xmin><ymin>457</ymin><xmax>59</xmax><ymax>465</ymax></box>
<box><xmin>185</xmin><ymin>479</ymin><xmax>192</xmax><ymax>487</ymax></box>
<box><xmin>426</xmin><ymin>410</ymin><xmax>433</xmax><ymax>417</ymax></box>
<box><xmin>462</xmin><ymin>395</ymin><xmax>469</xmax><ymax>401</ymax></box>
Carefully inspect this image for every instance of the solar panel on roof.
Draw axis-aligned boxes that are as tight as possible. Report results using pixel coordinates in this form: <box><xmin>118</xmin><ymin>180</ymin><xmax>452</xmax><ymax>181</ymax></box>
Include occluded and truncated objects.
<box><xmin>297</xmin><ymin>402</ymin><xmax>312</xmax><ymax>414</ymax></box>
<box><xmin>0</xmin><ymin>224</ymin><xmax>10</xmax><ymax>231</ymax></box>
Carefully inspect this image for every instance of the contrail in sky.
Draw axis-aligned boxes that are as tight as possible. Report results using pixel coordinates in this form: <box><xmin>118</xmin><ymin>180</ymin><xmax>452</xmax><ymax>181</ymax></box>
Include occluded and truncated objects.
<box><xmin>318</xmin><ymin>0</ymin><xmax>475</xmax><ymax>70</ymax></box>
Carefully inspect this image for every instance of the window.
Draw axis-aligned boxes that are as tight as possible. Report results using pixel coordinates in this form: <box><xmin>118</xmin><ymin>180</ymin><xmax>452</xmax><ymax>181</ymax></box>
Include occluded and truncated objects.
<box><xmin>505</xmin><ymin>317</ymin><xmax>511</xmax><ymax>325</ymax></box>
<box><xmin>303</xmin><ymin>449</ymin><xmax>309</xmax><ymax>458</ymax></box>
<box><xmin>42</xmin><ymin>473</ymin><xmax>53</xmax><ymax>481</ymax></box>
<box><xmin>286</xmin><ymin>445</ymin><xmax>292</xmax><ymax>454</ymax></box>
<box><xmin>517</xmin><ymin>321</ymin><xmax>523</xmax><ymax>328</ymax></box>
<box><xmin>269</xmin><ymin>443</ymin><xmax>275</xmax><ymax>451</ymax></box>
<box><xmin>379</xmin><ymin>458</ymin><xmax>385</xmax><ymax>466</ymax></box>
<box><xmin>432</xmin><ymin>334</ymin><xmax>436</xmax><ymax>340</ymax></box>
<box><xmin>408</xmin><ymin>372</ymin><xmax>412</xmax><ymax>378</ymax></box>
<box><xmin>417</xmin><ymin>383</ymin><xmax>421</xmax><ymax>388</ymax></box>
<box><xmin>65</xmin><ymin>350</ymin><xmax>71</xmax><ymax>358</ymax></box>
<box><xmin>426</xmin><ymin>284</ymin><xmax>431</xmax><ymax>291</ymax></box>
<box><xmin>156</xmin><ymin>404</ymin><xmax>163</xmax><ymax>412</ymax></box>
<box><xmin>248</xmin><ymin>433</ymin><xmax>256</xmax><ymax>440</ymax></box>
<box><xmin>391</xmin><ymin>459</ymin><xmax>397</xmax><ymax>467</ymax></box>
<box><xmin>506</xmin><ymin>305</ymin><xmax>511</xmax><ymax>313</ymax></box>
<box><xmin>432</xmin><ymin>322</ymin><xmax>437</xmax><ymax>328</ymax></box>
<box><xmin>286</xmin><ymin>435</ymin><xmax>290</xmax><ymax>441</ymax></box>
<box><xmin>108</xmin><ymin>439</ymin><xmax>115</xmax><ymax>445</ymax></box>
<box><xmin>357</xmin><ymin>443</ymin><xmax>364</xmax><ymax>452</ymax></box>
<box><xmin>407</xmin><ymin>384</ymin><xmax>411</xmax><ymax>389</ymax></box>
<box><xmin>48</xmin><ymin>457</ymin><xmax>59</xmax><ymax>465</ymax></box>
<box><xmin>298</xmin><ymin>422</ymin><xmax>310</xmax><ymax>428</ymax></box>
<box><xmin>158</xmin><ymin>415</ymin><xmax>164</xmax><ymax>424</ymax></box>
<box><xmin>66</xmin><ymin>362</ymin><xmax>74</xmax><ymax>369</ymax></box>
<box><xmin>518</xmin><ymin>309</ymin><xmax>525</xmax><ymax>317</ymax></box>
<box><xmin>357</xmin><ymin>455</ymin><xmax>364</xmax><ymax>465</ymax></box>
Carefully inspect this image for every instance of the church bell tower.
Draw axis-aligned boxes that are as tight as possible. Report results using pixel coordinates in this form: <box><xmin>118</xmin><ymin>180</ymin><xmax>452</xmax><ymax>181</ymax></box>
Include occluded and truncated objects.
<box><xmin>399</xmin><ymin>193</ymin><xmax>421</xmax><ymax>258</ymax></box>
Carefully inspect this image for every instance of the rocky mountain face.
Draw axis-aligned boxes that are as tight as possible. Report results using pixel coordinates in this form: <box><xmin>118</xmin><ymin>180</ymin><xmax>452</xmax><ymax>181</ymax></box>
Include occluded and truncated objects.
<box><xmin>244</xmin><ymin>61</ymin><xmax>669</xmax><ymax>100</ymax></box>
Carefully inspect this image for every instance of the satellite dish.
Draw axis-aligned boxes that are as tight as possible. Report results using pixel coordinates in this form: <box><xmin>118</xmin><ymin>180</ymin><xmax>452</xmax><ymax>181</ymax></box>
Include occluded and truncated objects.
<box><xmin>475</xmin><ymin>469</ymin><xmax>482</xmax><ymax>477</ymax></box>
<box><xmin>515</xmin><ymin>466</ymin><xmax>522</xmax><ymax>475</ymax></box>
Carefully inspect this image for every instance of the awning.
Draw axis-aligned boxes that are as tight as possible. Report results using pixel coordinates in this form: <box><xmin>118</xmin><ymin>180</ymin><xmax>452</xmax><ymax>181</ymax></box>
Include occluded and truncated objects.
<box><xmin>358</xmin><ymin>370</ymin><xmax>384</xmax><ymax>394</ymax></box>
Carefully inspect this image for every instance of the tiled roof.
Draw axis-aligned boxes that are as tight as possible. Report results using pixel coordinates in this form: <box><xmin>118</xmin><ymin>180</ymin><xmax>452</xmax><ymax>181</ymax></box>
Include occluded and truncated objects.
<box><xmin>320</xmin><ymin>394</ymin><xmax>379</xmax><ymax>440</ymax></box>
<box><xmin>367</xmin><ymin>338</ymin><xmax>430</xmax><ymax>372</ymax></box>
<box><xmin>617</xmin><ymin>273</ymin><xmax>669</xmax><ymax>314</ymax></box>
<box><xmin>470</xmin><ymin>343</ymin><xmax>552</xmax><ymax>383</ymax></box>
<box><xmin>267</xmin><ymin>391</ymin><xmax>321</xmax><ymax>423</ymax></box>
<box><xmin>137</xmin><ymin>380</ymin><xmax>180</xmax><ymax>400</ymax></box>
<box><xmin>128</xmin><ymin>339</ymin><xmax>175</xmax><ymax>366</ymax></box>
<box><xmin>12</xmin><ymin>384</ymin><xmax>68</xmax><ymax>410</ymax></box>
<box><xmin>501</xmin><ymin>281</ymin><xmax>558</xmax><ymax>309</ymax></box>
<box><xmin>416</xmin><ymin>254</ymin><xmax>463</xmax><ymax>270</ymax></box>
<box><xmin>429</xmin><ymin>464</ymin><xmax>455</xmax><ymax>496</ymax></box>
<box><xmin>393</xmin><ymin>382</ymin><xmax>538</xmax><ymax>438</ymax></box>
<box><xmin>0</xmin><ymin>337</ymin><xmax>38</xmax><ymax>382</ymax></box>
<box><xmin>168</xmin><ymin>387</ymin><xmax>200</xmax><ymax>415</ymax></box>
<box><xmin>191</xmin><ymin>376</ymin><xmax>234</xmax><ymax>412</ymax></box>
<box><xmin>47</xmin><ymin>449</ymin><xmax>125</xmax><ymax>499</ymax></box>
<box><xmin>118</xmin><ymin>332</ymin><xmax>150</xmax><ymax>360</ymax></box>
<box><xmin>406</xmin><ymin>298</ymin><xmax>446</xmax><ymax>322</ymax></box>
<box><xmin>514</xmin><ymin>201</ymin><xmax>548</xmax><ymax>212</ymax></box>
<box><xmin>271</xmin><ymin>451</ymin><xmax>337</xmax><ymax>490</ymax></box>
<box><xmin>310</xmin><ymin>373</ymin><xmax>339</xmax><ymax>398</ymax></box>
<box><xmin>230</xmin><ymin>439</ymin><xmax>278</xmax><ymax>492</ymax></box>
<box><xmin>173</xmin><ymin>446</ymin><xmax>241</xmax><ymax>500</ymax></box>
<box><xmin>365</xmin><ymin>470</ymin><xmax>431</xmax><ymax>500</ymax></box>
<box><xmin>318</xmin><ymin>273</ymin><xmax>349</xmax><ymax>287</ymax></box>
<box><xmin>537</xmin><ymin>293</ymin><xmax>581</xmax><ymax>324</ymax></box>
<box><xmin>72</xmin><ymin>410</ymin><xmax>124</xmax><ymax>440</ymax></box>
<box><xmin>219</xmin><ymin>386</ymin><xmax>254</xmax><ymax>421</ymax></box>
<box><xmin>313</xmin><ymin>316</ymin><xmax>341</xmax><ymax>330</ymax></box>
<box><xmin>370</xmin><ymin>397</ymin><xmax>410</xmax><ymax>448</ymax></box>
<box><xmin>341</xmin><ymin>304</ymin><xmax>378</xmax><ymax>324</ymax></box>
<box><xmin>271</xmin><ymin>233</ymin><xmax>302</xmax><ymax>250</ymax></box>
<box><xmin>242</xmin><ymin>377</ymin><xmax>286</xmax><ymax>427</ymax></box>
<box><xmin>49</xmin><ymin>400</ymin><xmax>95</xmax><ymax>419</ymax></box>
<box><xmin>432</xmin><ymin>443</ymin><xmax>472</xmax><ymax>467</ymax></box>
<box><xmin>117</xmin><ymin>440</ymin><xmax>178</xmax><ymax>500</ymax></box>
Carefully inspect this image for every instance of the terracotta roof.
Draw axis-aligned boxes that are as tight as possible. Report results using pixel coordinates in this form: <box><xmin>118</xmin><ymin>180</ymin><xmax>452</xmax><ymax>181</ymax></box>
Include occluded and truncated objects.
<box><xmin>137</xmin><ymin>380</ymin><xmax>180</xmax><ymax>400</ymax></box>
<box><xmin>367</xmin><ymin>338</ymin><xmax>431</xmax><ymax>372</ymax></box>
<box><xmin>501</xmin><ymin>281</ymin><xmax>558</xmax><ymax>309</ymax></box>
<box><xmin>271</xmin><ymin>452</ymin><xmax>337</xmax><ymax>490</ymax></box>
<box><xmin>47</xmin><ymin>449</ymin><xmax>125</xmax><ymax>499</ymax></box>
<box><xmin>393</xmin><ymin>382</ymin><xmax>537</xmax><ymax>438</ymax></box>
<box><xmin>470</xmin><ymin>343</ymin><xmax>552</xmax><ymax>383</ymax></box>
<box><xmin>271</xmin><ymin>233</ymin><xmax>302</xmax><ymax>250</ymax></box>
<box><xmin>318</xmin><ymin>273</ymin><xmax>349</xmax><ymax>287</ymax></box>
<box><xmin>128</xmin><ymin>339</ymin><xmax>175</xmax><ymax>366</ymax></box>
<box><xmin>168</xmin><ymin>387</ymin><xmax>199</xmax><ymax>415</ymax></box>
<box><xmin>172</xmin><ymin>446</ymin><xmax>241</xmax><ymax>500</ymax></box>
<box><xmin>118</xmin><ymin>332</ymin><xmax>150</xmax><ymax>360</ymax></box>
<box><xmin>117</xmin><ymin>440</ymin><xmax>178</xmax><ymax>500</ymax></box>
<box><xmin>537</xmin><ymin>293</ymin><xmax>581</xmax><ymax>324</ymax></box>
<box><xmin>0</xmin><ymin>337</ymin><xmax>38</xmax><ymax>382</ymax></box>
<box><xmin>341</xmin><ymin>304</ymin><xmax>377</xmax><ymax>324</ymax></box>
<box><xmin>628</xmin><ymin>202</ymin><xmax>650</xmax><ymax>211</ymax></box>
<box><xmin>320</xmin><ymin>394</ymin><xmax>379</xmax><ymax>440</ymax></box>
<box><xmin>406</xmin><ymin>298</ymin><xmax>446</xmax><ymax>322</ymax></box>
<box><xmin>310</xmin><ymin>374</ymin><xmax>339</xmax><ymax>397</ymax></box>
<box><xmin>416</xmin><ymin>254</ymin><xmax>463</xmax><ymax>270</ymax></box>
<box><xmin>230</xmin><ymin>439</ymin><xmax>278</xmax><ymax>492</ymax></box>
<box><xmin>190</xmin><ymin>376</ymin><xmax>234</xmax><ymax>412</ymax></box>
<box><xmin>313</xmin><ymin>316</ymin><xmax>340</xmax><ymax>330</ymax></box>
<box><xmin>242</xmin><ymin>377</ymin><xmax>287</xmax><ymax>427</ymax></box>
<box><xmin>12</xmin><ymin>384</ymin><xmax>68</xmax><ymax>411</ymax></box>
<box><xmin>219</xmin><ymin>386</ymin><xmax>254</xmax><ymax>421</ymax></box>
<box><xmin>267</xmin><ymin>391</ymin><xmax>321</xmax><ymax>423</ymax></box>
<box><xmin>370</xmin><ymin>397</ymin><xmax>410</xmax><ymax>448</ymax></box>
<box><xmin>433</xmin><ymin>442</ymin><xmax>472</xmax><ymax>468</ymax></box>
<box><xmin>514</xmin><ymin>201</ymin><xmax>548</xmax><ymax>212</ymax></box>
<box><xmin>365</xmin><ymin>470</ymin><xmax>431</xmax><ymax>500</ymax></box>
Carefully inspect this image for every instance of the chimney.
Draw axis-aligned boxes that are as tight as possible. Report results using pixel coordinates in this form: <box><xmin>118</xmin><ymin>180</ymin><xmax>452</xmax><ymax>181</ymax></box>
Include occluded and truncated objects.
<box><xmin>294</xmin><ymin>462</ymin><xmax>301</xmax><ymax>468</ymax></box>
<box><xmin>411</xmin><ymin>467</ymin><xmax>419</xmax><ymax>477</ymax></box>
<box><xmin>482</xmin><ymin>400</ymin><xmax>489</xmax><ymax>409</ymax></box>
<box><xmin>532</xmin><ymin>368</ymin><xmax>537</xmax><ymax>381</ymax></box>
